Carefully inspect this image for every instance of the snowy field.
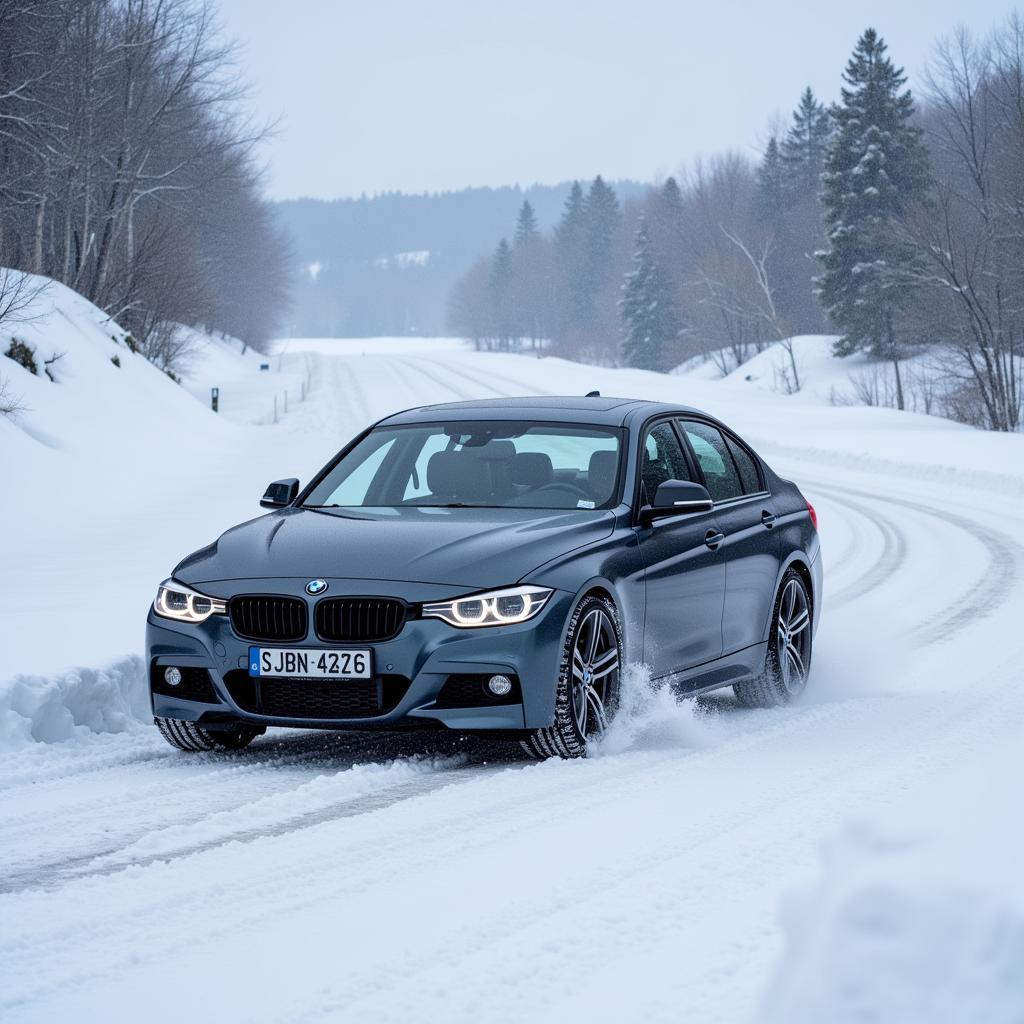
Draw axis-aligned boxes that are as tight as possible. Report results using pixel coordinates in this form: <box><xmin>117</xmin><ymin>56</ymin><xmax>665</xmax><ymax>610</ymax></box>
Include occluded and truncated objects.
<box><xmin>3</xmin><ymin>289</ymin><xmax>1024</xmax><ymax>1022</ymax></box>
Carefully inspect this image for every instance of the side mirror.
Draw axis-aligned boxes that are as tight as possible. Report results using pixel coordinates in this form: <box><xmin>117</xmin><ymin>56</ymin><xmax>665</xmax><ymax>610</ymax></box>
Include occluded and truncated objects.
<box><xmin>640</xmin><ymin>479</ymin><xmax>713</xmax><ymax>525</ymax></box>
<box><xmin>260</xmin><ymin>478</ymin><xmax>299</xmax><ymax>509</ymax></box>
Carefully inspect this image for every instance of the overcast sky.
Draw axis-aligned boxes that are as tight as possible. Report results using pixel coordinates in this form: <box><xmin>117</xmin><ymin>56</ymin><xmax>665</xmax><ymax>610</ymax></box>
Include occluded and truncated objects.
<box><xmin>217</xmin><ymin>0</ymin><xmax>1017</xmax><ymax>200</ymax></box>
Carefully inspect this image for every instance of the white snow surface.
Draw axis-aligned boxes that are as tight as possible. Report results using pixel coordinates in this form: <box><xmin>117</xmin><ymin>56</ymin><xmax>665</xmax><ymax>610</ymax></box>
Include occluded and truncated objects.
<box><xmin>2</xmin><ymin>286</ymin><xmax>1024</xmax><ymax>1021</ymax></box>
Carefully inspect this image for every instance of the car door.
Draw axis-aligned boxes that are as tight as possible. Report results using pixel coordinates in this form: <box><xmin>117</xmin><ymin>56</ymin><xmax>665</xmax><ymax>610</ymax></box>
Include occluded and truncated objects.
<box><xmin>634</xmin><ymin>421</ymin><xmax>726</xmax><ymax>677</ymax></box>
<box><xmin>678</xmin><ymin>419</ymin><xmax>780</xmax><ymax>656</ymax></box>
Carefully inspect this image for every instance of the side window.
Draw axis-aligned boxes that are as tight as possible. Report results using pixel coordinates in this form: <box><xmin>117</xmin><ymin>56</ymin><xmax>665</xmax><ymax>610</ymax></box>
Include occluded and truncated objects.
<box><xmin>725</xmin><ymin>435</ymin><xmax>762</xmax><ymax>494</ymax></box>
<box><xmin>641</xmin><ymin>422</ymin><xmax>692</xmax><ymax>504</ymax></box>
<box><xmin>680</xmin><ymin>421</ymin><xmax>743</xmax><ymax>502</ymax></box>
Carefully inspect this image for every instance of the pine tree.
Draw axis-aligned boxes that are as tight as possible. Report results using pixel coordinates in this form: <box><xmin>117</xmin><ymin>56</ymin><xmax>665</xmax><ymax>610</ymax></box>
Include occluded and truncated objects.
<box><xmin>554</xmin><ymin>181</ymin><xmax>589</xmax><ymax>338</ymax></box>
<box><xmin>513</xmin><ymin>200</ymin><xmax>539</xmax><ymax>248</ymax></box>
<box><xmin>555</xmin><ymin>181</ymin><xmax>586</xmax><ymax>253</ymax></box>
<box><xmin>583</xmin><ymin>175</ymin><xmax>620</xmax><ymax>290</ymax></box>
<box><xmin>619</xmin><ymin>216</ymin><xmax>680</xmax><ymax>372</ymax></box>
<box><xmin>818</xmin><ymin>28</ymin><xmax>930</xmax><ymax>409</ymax></box>
<box><xmin>781</xmin><ymin>87</ymin><xmax>831</xmax><ymax>196</ymax></box>
<box><xmin>490</xmin><ymin>237</ymin><xmax>515</xmax><ymax>349</ymax></box>
<box><xmin>755</xmin><ymin>137</ymin><xmax>787</xmax><ymax>221</ymax></box>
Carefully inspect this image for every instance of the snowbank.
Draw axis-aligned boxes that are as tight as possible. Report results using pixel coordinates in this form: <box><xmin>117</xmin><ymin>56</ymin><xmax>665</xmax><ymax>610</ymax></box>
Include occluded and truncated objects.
<box><xmin>0</xmin><ymin>656</ymin><xmax>149</xmax><ymax>749</ymax></box>
<box><xmin>759</xmin><ymin>732</ymin><xmax>1024</xmax><ymax>1024</ymax></box>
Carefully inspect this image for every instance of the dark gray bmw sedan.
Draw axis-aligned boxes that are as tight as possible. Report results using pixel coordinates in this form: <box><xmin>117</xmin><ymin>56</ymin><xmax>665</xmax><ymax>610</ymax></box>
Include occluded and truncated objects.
<box><xmin>147</xmin><ymin>395</ymin><xmax>821</xmax><ymax>758</ymax></box>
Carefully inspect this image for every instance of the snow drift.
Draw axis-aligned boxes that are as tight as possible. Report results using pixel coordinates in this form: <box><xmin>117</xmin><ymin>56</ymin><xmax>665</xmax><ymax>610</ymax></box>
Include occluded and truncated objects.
<box><xmin>759</xmin><ymin>731</ymin><xmax>1024</xmax><ymax>1024</ymax></box>
<box><xmin>0</xmin><ymin>656</ymin><xmax>149</xmax><ymax>749</ymax></box>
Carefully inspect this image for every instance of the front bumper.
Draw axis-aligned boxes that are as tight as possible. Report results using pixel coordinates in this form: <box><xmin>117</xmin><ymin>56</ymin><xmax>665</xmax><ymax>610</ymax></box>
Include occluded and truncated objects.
<box><xmin>147</xmin><ymin>581</ymin><xmax>573</xmax><ymax>732</ymax></box>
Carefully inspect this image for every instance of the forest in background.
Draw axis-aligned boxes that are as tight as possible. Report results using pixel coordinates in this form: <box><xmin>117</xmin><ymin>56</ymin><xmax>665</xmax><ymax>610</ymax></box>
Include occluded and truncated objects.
<box><xmin>450</xmin><ymin>19</ymin><xmax>1024</xmax><ymax>432</ymax></box>
<box><xmin>274</xmin><ymin>182</ymin><xmax>647</xmax><ymax>337</ymax></box>
<box><xmin>0</xmin><ymin>0</ymin><xmax>291</xmax><ymax>372</ymax></box>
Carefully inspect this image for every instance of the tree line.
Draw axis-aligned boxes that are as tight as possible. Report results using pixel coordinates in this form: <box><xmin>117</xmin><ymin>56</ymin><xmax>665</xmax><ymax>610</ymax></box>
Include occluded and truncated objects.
<box><xmin>449</xmin><ymin>17</ymin><xmax>1023</xmax><ymax>432</ymax></box>
<box><xmin>0</xmin><ymin>0</ymin><xmax>291</xmax><ymax>373</ymax></box>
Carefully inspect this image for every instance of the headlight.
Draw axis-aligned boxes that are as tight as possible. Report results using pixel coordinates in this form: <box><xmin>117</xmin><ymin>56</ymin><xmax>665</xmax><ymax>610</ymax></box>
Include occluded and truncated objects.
<box><xmin>153</xmin><ymin>579</ymin><xmax>227</xmax><ymax>623</ymax></box>
<box><xmin>422</xmin><ymin>585</ymin><xmax>552</xmax><ymax>628</ymax></box>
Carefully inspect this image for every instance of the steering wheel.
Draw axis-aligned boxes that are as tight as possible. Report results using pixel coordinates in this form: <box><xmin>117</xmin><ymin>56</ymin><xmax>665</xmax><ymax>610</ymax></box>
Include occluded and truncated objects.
<box><xmin>534</xmin><ymin>482</ymin><xmax>591</xmax><ymax>500</ymax></box>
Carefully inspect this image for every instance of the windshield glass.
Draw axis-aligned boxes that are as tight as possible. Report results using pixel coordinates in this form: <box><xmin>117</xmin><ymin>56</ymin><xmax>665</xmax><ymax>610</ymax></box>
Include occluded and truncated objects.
<box><xmin>303</xmin><ymin>421</ymin><xmax>622</xmax><ymax>510</ymax></box>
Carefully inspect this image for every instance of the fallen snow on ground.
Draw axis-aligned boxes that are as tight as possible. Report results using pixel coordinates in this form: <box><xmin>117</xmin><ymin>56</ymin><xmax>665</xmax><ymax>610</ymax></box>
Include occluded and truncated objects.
<box><xmin>761</xmin><ymin>728</ymin><xmax>1024</xmax><ymax>1024</ymax></box>
<box><xmin>3</xmin><ymin>280</ymin><xmax>1024</xmax><ymax>1022</ymax></box>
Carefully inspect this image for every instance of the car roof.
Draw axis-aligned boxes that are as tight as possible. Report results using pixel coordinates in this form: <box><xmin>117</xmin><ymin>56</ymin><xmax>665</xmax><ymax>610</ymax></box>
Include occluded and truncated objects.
<box><xmin>379</xmin><ymin>395</ymin><xmax>705</xmax><ymax>428</ymax></box>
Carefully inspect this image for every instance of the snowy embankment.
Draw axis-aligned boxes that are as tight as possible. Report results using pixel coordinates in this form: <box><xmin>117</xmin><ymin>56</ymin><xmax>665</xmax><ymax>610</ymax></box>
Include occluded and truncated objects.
<box><xmin>761</xmin><ymin>729</ymin><xmax>1024</xmax><ymax>1024</ymax></box>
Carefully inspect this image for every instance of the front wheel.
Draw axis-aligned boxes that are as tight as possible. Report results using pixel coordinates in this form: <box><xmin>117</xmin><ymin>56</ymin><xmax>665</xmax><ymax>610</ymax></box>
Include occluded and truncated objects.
<box><xmin>734</xmin><ymin>569</ymin><xmax>813</xmax><ymax>708</ymax></box>
<box><xmin>156</xmin><ymin>717</ymin><xmax>264</xmax><ymax>752</ymax></box>
<box><xmin>522</xmin><ymin>595</ymin><xmax>622</xmax><ymax>759</ymax></box>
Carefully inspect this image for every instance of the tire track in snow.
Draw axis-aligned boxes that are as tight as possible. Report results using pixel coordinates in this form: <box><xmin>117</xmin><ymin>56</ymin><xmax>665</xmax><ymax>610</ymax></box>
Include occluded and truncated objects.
<box><xmin>0</xmin><ymin>758</ymin><xmax>487</xmax><ymax>895</ymax></box>
<box><xmin>810</xmin><ymin>487</ymin><xmax>908</xmax><ymax>609</ymax></box>
<box><xmin>807</xmin><ymin>480</ymin><xmax>1022</xmax><ymax>644</ymax></box>
<box><xmin>405</xmin><ymin>354</ymin><xmax>557</xmax><ymax>398</ymax></box>
<box><xmin>1</xmin><ymin>732</ymin><xmax>475</xmax><ymax>881</ymax></box>
<box><xmin>389</xmin><ymin>356</ymin><xmax>481</xmax><ymax>401</ymax></box>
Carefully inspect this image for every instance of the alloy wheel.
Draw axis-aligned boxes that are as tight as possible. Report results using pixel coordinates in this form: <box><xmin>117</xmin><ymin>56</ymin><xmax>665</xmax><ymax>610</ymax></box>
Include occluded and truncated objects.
<box><xmin>570</xmin><ymin>607</ymin><xmax>619</xmax><ymax>737</ymax></box>
<box><xmin>776</xmin><ymin>578</ymin><xmax>811</xmax><ymax>694</ymax></box>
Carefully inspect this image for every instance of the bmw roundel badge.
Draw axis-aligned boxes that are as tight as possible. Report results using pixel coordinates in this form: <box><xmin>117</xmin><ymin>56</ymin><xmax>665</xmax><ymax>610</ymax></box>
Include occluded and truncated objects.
<box><xmin>305</xmin><ymin>579</ymin><xmax>328</xmax><ymax>596</ymax></box>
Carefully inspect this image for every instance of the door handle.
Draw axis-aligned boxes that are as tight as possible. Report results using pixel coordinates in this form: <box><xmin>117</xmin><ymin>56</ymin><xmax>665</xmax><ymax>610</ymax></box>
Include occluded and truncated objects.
<box><xmin>704</xmin><ymin>529</ymin><xmax>725</xmax><ymax>550</ymax></box>
<box><xmin>761</xmin><ymin>510</ymin><xmax>777</xmax><ymax>529</ymax></box>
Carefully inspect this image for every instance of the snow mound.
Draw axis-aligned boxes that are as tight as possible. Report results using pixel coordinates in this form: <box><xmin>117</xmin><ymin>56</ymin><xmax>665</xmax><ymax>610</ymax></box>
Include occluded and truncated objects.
<box><xmin>0</xmin><ymin>656</ymin><xmax>149</xmax><ymax>749</ymax></box>
<box><xmin>759</xmin><ymin>731</ymin><xmax>1024</xmax><ymax>1024</ymax></box>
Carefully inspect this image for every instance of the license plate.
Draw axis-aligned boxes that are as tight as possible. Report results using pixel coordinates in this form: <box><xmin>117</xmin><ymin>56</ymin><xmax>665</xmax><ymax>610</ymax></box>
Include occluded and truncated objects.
<box><xmin>248</xmin><ymin>646</ymin><xmax>373</xmax><ymax>679</ymax></box>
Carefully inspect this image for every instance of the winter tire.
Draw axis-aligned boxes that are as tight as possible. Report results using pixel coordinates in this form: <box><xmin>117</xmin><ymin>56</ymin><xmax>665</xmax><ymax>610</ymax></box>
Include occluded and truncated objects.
<box><xmin>156</xmin><ymin>717</ymin><xmax>264</xmax><ymax>752</ymax></box>
<box><xmin>734</xmin><ymin>568</ymin><xmax>812</xmax><ymax>708</ymax></box>
<box><xmin>522</xmin><ymin>594</ymin><xmax>622</xmax><ymax>760</ymax></box>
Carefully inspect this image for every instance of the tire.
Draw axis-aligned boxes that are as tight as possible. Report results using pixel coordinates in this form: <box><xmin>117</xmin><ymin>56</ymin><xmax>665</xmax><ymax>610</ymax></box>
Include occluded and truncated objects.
<box><xmin>734</xmin><ymin>568</ymin><xmax>812</xmax><ymax>708</ymax></box>
<box><xmin>156</xmin><ymin>717</ymin><xmax>264</xmax><ymax>752</ymax></box>
<box><xmin>522</xmin><ymin>594</ymin><xmax>622</xmax><ymax>760</ymax></box>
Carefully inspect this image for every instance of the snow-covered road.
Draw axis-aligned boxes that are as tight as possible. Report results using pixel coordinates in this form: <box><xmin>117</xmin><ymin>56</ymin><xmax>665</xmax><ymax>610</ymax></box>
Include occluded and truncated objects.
<box><xmin>3</xmin><ymin>340</ymin><xmax>1023</xmax><ymax>1022</ymax></box>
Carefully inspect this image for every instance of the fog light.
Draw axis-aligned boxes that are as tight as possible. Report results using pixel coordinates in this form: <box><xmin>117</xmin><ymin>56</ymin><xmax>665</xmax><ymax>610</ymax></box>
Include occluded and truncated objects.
<box><xmin>164</xmin><ymin>666</ymin><xmax>182</xmax><ymax>687</ymax></box>
<box><xmin>487</xmin><ymin>674</ymin><xmax>513</xmax><ymax>696</ymax></box>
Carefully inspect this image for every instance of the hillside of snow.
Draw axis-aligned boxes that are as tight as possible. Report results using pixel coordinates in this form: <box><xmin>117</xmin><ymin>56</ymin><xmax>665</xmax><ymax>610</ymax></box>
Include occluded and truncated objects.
<box><xmin>676</xmin><ymin>334</ymin><xmax>947</xmax><ymax>411</ymax></box>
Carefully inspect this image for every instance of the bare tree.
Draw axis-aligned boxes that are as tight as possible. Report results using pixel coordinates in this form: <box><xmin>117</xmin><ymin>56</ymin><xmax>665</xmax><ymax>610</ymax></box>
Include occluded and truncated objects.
<box><xmin>904</xmin><ymin>19</ymin><xmax>1024</xmax><ymax>431</ymax></box>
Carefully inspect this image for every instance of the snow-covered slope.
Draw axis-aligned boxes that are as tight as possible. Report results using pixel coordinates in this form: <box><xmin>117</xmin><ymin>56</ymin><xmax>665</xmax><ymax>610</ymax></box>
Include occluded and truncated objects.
<box><xmin>676</xmin><ymin>334</ymin><xmax>941</xmax><ymax>409</ymax></box>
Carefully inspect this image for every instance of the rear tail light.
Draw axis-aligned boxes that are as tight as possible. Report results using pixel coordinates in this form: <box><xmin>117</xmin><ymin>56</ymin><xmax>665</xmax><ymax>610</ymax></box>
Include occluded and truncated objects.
<box><xmin>807</xmin><ymin>501</ymin><xmax>818</xmax><ymax>530</ymax></box>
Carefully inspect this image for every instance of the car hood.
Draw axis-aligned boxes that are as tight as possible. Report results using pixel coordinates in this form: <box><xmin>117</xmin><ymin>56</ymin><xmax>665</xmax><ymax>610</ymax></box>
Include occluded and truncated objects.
<box><xmin>174</xmin><ymin>506</ymin><xmax>615</xmax><ymax>590</ymax></box>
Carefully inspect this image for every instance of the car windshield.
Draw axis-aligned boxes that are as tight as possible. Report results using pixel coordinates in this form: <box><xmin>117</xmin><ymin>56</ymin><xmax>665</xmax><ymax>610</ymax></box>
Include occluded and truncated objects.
<box><xmin>303</xmin><ymin>421</ymin><xmax>623</xmax><ymax>510</ymax></box>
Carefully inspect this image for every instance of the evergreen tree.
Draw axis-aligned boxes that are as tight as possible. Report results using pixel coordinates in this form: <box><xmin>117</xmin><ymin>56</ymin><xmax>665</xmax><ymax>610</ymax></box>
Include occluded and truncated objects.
<box><xmin>513</xmin><ymin>200</ymin><xmax>539</xmax><ymax>248</ymax></box>
<box><xmin>619</xmin><ymin>216</ymin><xmax>680</xmax><ymax>372</ymax></box>
<box><xmin>490</xmin><ymin>237</ymin><xmax>515</xmax><ymax>348</ymax></box>
<box><xmin>781</xmin><ymin>87</ymin><xmax>831</xmax><ymax>196</ymax></box>
<box><xmin>755</xmin><ymin>137</ymin><xmax>787</xmax><ymax>221</ymax></box>
<box><xmin>583</xmin><ymin>175</ymin><xmax>621</xmax><ymax>294</ymax></box>
<box><xmin>554</xmin><ymin>181</ymin><xmax>586</xmax><ymax>253</ymax></box>
<box><xmin>818</xmin><ymin>28</ymin><xmax>930</xmax><ymax>408</ymax></box>
<box><xmin>553</xmin><ymin>181</ymin><xmax>590</xmax><ymax>338</ymax></box>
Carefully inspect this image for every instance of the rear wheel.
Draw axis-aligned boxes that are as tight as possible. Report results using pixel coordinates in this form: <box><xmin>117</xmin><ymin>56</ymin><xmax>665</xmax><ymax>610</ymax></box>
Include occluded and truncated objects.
<box><xmin>156</xmin><ymin>717</ymin><xmax>264</xmax><ymax>752</ymax></box>
<box><xmin>522</xmin><ymin>595</ymin><xmax>622</xmax><ymax>759</ymax></box>
<box><xmin>734</xmin><ymin>569</ymin><xmax>812</xmax><ymax>708</ymax></box>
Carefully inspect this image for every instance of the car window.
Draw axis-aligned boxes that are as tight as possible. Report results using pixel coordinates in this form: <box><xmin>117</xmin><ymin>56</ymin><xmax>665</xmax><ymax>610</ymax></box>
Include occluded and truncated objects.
<box><xmin>725</xmin><ymin>435</ymin><xmax>762</xmax><ymax>494</ymax></box>
<box><xmin>641</xmin><ymin>422</ymin><xmax>692</xmax><ymax>504</ymax></box>
<box><xmin>304</xmin><ymin>422</ymin><xmax>622</xmax><ymax>510</ymax></box>
<box><xmin>680</xmin><ymin>421</ymin><xmax>743</xmax><ymax>502</ymax></box>
<box><xmin>403</xmin><ymin>431</ymin><xmax>450</xmax><ymax>500</ymax></box>
<box><xmin>317</xmin><ymin>436</ymin><xmax>397</xmax><ymax>507</ymax></box>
